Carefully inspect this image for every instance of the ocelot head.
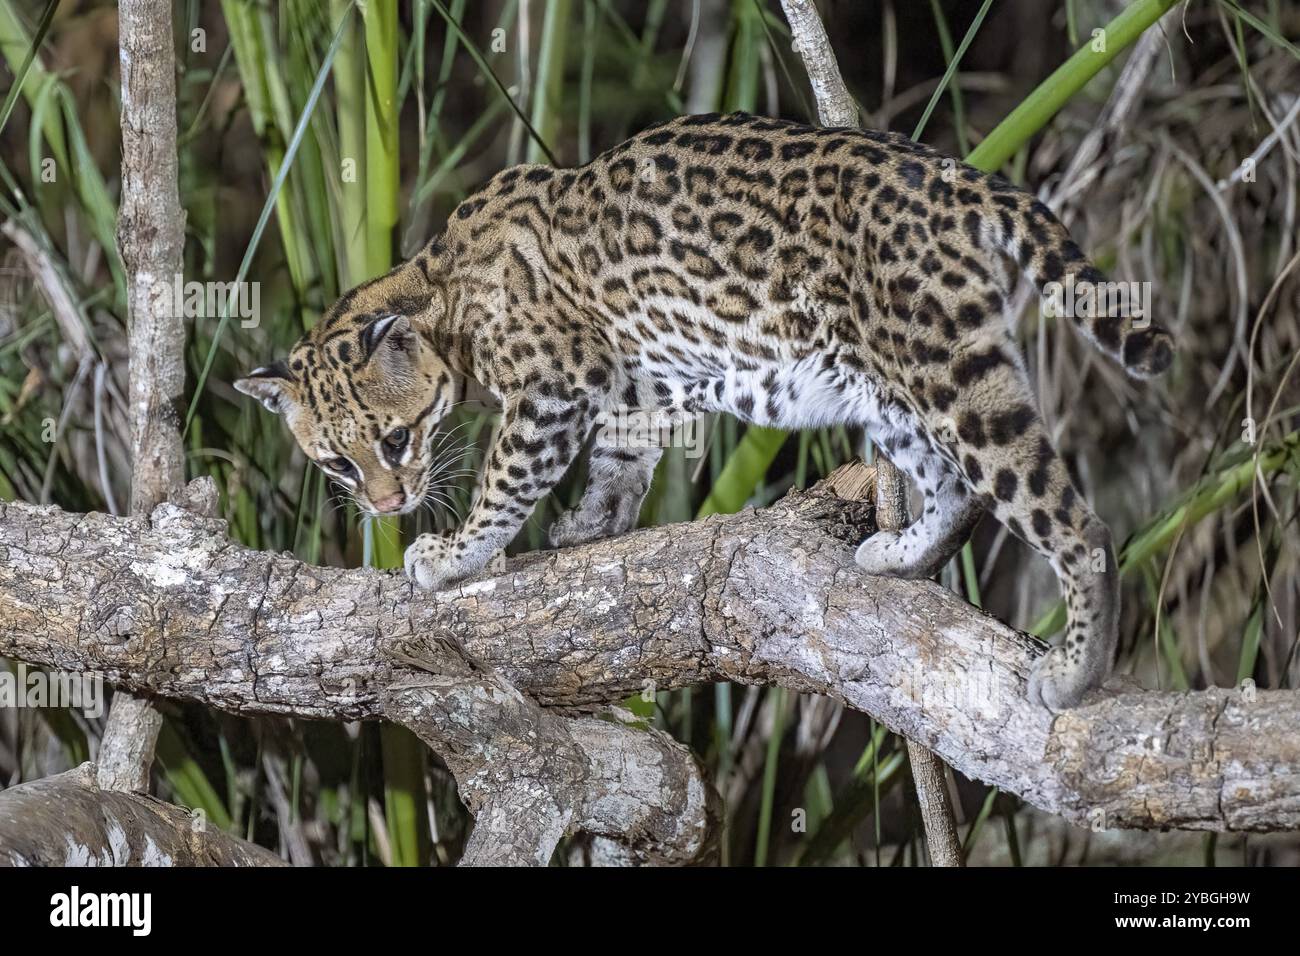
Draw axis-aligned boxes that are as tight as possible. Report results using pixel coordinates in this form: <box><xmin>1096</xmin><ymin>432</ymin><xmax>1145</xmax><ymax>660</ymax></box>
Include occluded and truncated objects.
<box><xmin>235</xmin><ymin>266</ymin><xmax>463</xmax><ymax>516</ymax></box>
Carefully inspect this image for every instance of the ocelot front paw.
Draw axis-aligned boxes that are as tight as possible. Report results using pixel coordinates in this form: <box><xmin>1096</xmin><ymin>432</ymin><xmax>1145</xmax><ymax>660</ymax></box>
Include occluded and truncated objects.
<box><xmin>404</xmin><ymin>533</ymin><xmax>505</xmax><ymax>591</ymax></box>
<box><xmin>404</xmin><ymin>531</ymin><xmax>466</xmax><ymax>591</ymax></box>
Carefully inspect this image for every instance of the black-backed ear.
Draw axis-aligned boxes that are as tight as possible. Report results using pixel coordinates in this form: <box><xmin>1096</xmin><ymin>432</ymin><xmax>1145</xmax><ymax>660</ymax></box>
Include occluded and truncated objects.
<box><xmin>233</xmin><ymin>360</ymin><xmax>298</xmax><ymax>415</ymax></box>
<box><xmin>361</xmin><ymin>314</ymin><xmax>415</xmax><ymax>360</ymax></box>
<box><xmin>361</xmin><ymin>314</ymin><xmax>419</xmax><ymax>382</ymax></box>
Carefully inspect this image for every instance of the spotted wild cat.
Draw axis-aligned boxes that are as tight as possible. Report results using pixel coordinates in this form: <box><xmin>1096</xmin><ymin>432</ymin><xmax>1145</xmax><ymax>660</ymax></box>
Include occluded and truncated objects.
<box><xmin>235</xmin><ymin>112</ymin><xmax>1174</xmax><ymax>710</ymax></box>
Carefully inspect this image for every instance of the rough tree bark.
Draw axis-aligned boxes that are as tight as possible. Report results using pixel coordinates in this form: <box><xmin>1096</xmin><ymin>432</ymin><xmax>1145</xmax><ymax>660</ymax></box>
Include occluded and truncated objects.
<box><xmin>2</xmin><ymin>471</ymin><xmax>1297</xmax><ymax>838</ymax></box>
<box><xmin>96</xmin><ymin>0</ymin><xmax>189</xmax><ymax>793</ymax></box>
<box><xmin>0</xmin><ymin>764</ymin><xmax>285</xmax><ymax>866</ymax></box>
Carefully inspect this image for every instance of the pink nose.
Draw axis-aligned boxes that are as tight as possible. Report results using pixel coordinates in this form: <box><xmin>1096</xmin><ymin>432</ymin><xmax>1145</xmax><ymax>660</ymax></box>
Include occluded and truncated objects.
<box><xmin>371</xmin><ymin>492</ymin><xmax>406</xmax><ymax>514</ymax></box>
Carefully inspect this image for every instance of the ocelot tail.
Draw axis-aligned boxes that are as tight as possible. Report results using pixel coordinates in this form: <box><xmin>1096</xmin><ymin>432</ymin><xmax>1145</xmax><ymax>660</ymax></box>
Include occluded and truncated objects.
<box><xmin>236</xmin><ymin>112</ymin><xmax>1174</xmax><ymax>710</ymax></box>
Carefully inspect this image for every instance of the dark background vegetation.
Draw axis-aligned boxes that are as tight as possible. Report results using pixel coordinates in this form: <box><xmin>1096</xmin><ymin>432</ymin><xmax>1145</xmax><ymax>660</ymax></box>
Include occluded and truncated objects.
<box><xmin>0</xmin><ymin>0</ymin><xmax>1297</xmax><ymax>865</ymax></box>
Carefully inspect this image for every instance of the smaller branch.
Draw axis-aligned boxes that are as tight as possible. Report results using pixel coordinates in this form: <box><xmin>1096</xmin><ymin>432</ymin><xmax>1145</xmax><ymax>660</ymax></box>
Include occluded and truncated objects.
<box><xmin>0</xmin><ymin>764</ymin><xmax>285</xmax><ymax>867</ymax></box>
<box><xmin>781</xmin><ymin>0</ymin><xmax>966</xmax><ymax>865</ymax></box>
<box><xmin>95</xmin><ymin>695</ymin><xmax>166</xmax><ymax>794</ymax></box>
<box><xmin>99</xmin><ymin>0</ymin><xmax>191</xmax><ymax>794</ymax></box>
<box><xmin>117</xmin><ymin>0</ymin><xmax>187</xmax><ymax>515</ymax></box>
<box><xmin>0</xmin><ymin>221</ymin><xmax>92</xmax><ymax>357</ymax></box>
<box><xmin>905</xmin><ymin>740</ymin><xmax>964</xmax><ymax>865</ymax></box>
<box><xmin>383</xmin><ymin>638</ymin><xmax>718</xmax><ymax>866</ymax></box>
<box><xmin>875</xmin><ymin>457</ymin><xmax>965</xmax><ymax>867</ymax></box>
<box><xmin>778</xmin><ymin>0</ymin><xmax>858</xmax><ymax>127</ymax></box>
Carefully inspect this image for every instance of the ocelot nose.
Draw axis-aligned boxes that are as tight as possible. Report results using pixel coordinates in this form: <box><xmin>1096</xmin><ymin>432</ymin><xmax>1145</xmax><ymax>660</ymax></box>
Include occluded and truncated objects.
<box><xmin>371</xmin><ymin>491</ymin><xmax>406</xmax><ymax>514</ymax></box>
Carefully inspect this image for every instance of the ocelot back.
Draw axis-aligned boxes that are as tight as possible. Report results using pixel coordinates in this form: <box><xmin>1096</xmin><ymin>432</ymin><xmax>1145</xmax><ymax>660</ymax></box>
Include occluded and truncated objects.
<box><xmin>236</xmin><ymin>112</ymin><xmax>1174</xmax><ymax>710</ymax></box>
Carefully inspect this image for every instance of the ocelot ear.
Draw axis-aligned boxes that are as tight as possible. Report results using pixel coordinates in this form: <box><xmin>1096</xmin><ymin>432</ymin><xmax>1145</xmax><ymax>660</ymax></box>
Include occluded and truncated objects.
<box><xmin>233</xmin><ymin>360</ymin><xmax>299</xmax><ymax>415</ymax></box>
<box><xmin>361</xmin><ymin>313</ymin><xmax>418</xmax><ymax>378</ymax></box>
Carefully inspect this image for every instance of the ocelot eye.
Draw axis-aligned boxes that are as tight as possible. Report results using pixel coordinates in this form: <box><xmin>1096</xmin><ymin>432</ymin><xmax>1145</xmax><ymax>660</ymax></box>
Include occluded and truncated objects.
<box><xmin>383</xmin><ymin>427</ymin><xmax>410</xmax><ymax>456</ymax></box>
<box><xmin>324</xmin><ymin>457</ymin><xmax>355</xmax><ymax>477</ymax></box>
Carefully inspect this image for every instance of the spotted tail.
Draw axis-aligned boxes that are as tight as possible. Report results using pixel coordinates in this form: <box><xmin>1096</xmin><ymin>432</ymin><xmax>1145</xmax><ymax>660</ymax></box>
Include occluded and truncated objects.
<box><xmin>987</xmin><ymin>192</ymin><xmax>1175</xmax><ymax>379</ymax></box>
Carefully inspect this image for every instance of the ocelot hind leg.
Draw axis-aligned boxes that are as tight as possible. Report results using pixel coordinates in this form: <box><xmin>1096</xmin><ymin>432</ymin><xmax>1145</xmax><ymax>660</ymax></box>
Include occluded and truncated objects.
<box><xmin>927</xmin><ymin>360</ymin><xmax>1119</xmax><ymax>711</ymax></box>
<box><xmin>854</xmin><ymin>427</ymin><xmax>985</xmax><ymax>580</ymax></box>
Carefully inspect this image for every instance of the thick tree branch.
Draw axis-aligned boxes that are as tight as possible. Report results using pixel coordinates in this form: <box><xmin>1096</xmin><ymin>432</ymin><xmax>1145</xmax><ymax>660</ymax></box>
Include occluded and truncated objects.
<box><xmin>1</xmin><ymin>477</ymin><xmax>1296</xmax><ymax>834</ymax></box>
